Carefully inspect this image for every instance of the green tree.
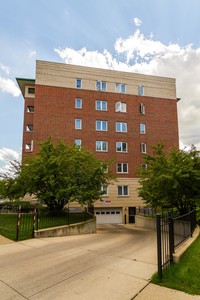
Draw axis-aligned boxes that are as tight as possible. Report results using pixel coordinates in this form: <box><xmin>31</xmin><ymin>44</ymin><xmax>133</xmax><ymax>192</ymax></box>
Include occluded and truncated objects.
<box><xmin>0</xmin><ymin>140</ymin><xmax>114</xmax><ymax>211</ymax></box>
<box><xmin>139</xmin><ymin>144</ymin><xmax>200</xmax><ymax>215</ymax></box>
<box><xmin>0</xmin><ymin>161</ymin><xmax>22</xmax><ymax>201</ymax></box>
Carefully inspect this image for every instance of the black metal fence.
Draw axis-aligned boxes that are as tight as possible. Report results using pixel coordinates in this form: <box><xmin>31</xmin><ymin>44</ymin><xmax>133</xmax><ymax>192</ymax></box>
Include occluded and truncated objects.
<box><xmin>138</xmin><ymin>206</ymin><xmax>158</xmax><ymax>217</ymax></box>
<box><xmin>0</xmin><ymin>205</ymin><xmax>91</xmax><ymax>241</ymax></box>
<box><xmin>173</xmin><ymin>210</ymin><xmax>196</xmax><ymax>249</ymax></box>
<box><xmin>156</xmin><ymin>210</ymin><xmax>197</xmax><ymax>279</ymax></box>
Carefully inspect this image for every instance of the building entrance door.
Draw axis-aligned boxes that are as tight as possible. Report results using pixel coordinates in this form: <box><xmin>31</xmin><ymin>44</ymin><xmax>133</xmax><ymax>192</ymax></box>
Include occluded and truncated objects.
<box><xmin>129</xmin><ymin>207</ymin><xmax>136</xmax><ymax>223</ymax></box>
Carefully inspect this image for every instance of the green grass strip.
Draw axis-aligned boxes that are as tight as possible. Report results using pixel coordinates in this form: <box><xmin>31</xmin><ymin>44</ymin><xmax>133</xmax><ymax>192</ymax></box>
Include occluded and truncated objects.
<box><xmin>151</xmin><ymin>234</ymin><xmax>200</xmax><ymax>295</ymax></box>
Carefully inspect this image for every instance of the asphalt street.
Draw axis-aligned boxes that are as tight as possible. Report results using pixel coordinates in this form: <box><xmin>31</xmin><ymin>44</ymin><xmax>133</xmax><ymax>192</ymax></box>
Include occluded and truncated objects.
<box><xmin>0</xmin><ymin>224</ymin><xmax>157</xmax><ymax>300</ymax></box>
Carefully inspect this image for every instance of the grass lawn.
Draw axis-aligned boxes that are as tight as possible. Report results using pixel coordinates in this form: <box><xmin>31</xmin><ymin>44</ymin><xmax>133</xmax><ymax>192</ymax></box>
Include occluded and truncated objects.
<box><xmin>0</xmin><ymin>214</ymin><xmax>17</xmax><ymax>240</ymax></box>
<box><xmin>151</xmin><ymin>234</ymin><xmax>200</xmax><ymax>295</ymax></box>
<box><xmin>0</xmin><ymin>212</ymin><xmax>92</xmax><ymax>241</ymax></box>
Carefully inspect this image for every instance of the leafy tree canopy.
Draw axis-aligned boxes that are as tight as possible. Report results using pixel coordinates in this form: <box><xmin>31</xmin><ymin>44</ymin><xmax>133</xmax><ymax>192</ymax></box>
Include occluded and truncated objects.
<box><xmin>138</xmin><ymin>144</ymin><xmax>200</xmax><ymax>215</ymax></box>
<box><xmin>0</xmin><ymin>140</ymin><xmax>114</xmax><ymax>211</ymax></box>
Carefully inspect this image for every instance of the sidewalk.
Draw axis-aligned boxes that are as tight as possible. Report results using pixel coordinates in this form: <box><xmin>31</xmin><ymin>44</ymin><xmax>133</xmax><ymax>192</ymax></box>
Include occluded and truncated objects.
<box><xmin>0</xmin><ymin>234</ymin><xmax>14</xmax><ymax>245</ymax></box>
<box><xmin>0</xmin><ymin>229</ymin><xmax>199</xmax><ymax>300</ymax></box>
<box><xmin>134</xmin><ymin>283</ymin><xmax>200</xmax><ymax>300</ymax></box>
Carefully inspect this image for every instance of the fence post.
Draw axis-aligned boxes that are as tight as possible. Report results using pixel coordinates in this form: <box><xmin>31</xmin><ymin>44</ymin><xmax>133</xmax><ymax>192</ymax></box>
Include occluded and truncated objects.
<box><xmin>36</xmin><ymin>209</ymin><xmax>39</xmax><ymax>230</ymax></box>
<box><xmin>16</xmin><ymin>205</ymin><xmax>21</xmax><ymax>241</ymax></box>
<box><xmin>156</xmin><ymin>214</ymin><xmax>162</xmax><ymax>279</ymax></box>
<box><xmin>168</xmin><ymin>215</ymin><xmax>174</xmax><ymax>263</ymax></box>
<box><xmin>32</xmin><ymin>208</ymin><xmax>37</xmax><ymax>238</ymax></box>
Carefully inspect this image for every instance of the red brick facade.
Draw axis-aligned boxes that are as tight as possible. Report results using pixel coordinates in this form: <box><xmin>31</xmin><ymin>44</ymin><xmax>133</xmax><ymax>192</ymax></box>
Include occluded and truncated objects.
<box><xmin>22</xmin><ymin>85</ymin><xmax>179</xmax><ymax>177</ymax></box>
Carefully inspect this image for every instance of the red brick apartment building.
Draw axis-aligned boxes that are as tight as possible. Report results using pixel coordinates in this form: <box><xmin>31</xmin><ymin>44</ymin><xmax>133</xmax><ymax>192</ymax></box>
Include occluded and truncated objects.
<box><xmin>17</xmin><ymin>60</ymin><xmax>179</xmax><ymax>224</ymax></box>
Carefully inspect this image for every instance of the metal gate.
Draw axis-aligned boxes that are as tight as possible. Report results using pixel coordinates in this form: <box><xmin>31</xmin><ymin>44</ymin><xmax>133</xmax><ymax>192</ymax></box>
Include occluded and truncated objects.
<box><xmin>156</xmin><ymin>210</ymin><xmax>197</xmax><ymax>279</ymax></box>
<box><xmin>156</xmin><ymin>214</ymin><xmax>174</xmax><ymax>279</ymax></box>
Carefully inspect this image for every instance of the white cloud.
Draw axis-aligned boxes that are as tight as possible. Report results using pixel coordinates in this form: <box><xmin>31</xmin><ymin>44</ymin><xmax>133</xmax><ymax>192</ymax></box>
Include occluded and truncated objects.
<box><xmin>0</xmin><ymin>63</ymin><xmax>10</xmax><ymax>75</ymax></box>
<box><xmin>0</xmin><ymin>148</ymin><xmax>20</xmax><ymax>163</ymax></box>
<box><xmin>55</xmin><ymin>28</ymin><xmax>200</xmax><ymax>150</ymax></box>
<box><xmin>0</xmin><ymin>148</ymin><xmax>21</xmax><ymax>178</ymax></box>
<box><xmin>0</xmin><ymin>77</ymin><xmax>20</xmax><ymax>97</ymax></box>
<box><xmin>133</xmin><ymin>18</ymin><xmax>142</xmax><ymax>27</ymax></box>
<box><xmin>28</xmin><ymin>50</ymin><xmax>36</xmax><ymax>58</ymax></box>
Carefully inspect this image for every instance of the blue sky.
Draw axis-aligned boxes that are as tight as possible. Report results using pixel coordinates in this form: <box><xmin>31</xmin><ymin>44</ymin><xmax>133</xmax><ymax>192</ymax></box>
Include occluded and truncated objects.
<box><xmin>1</xmin><ymin>0</ymin><xmax>200</xmax><ymax>173</ymax></box>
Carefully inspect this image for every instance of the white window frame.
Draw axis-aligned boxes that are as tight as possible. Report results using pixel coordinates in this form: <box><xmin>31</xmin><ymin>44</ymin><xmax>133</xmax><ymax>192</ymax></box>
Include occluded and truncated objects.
<box><xmin>141</xmin><ymin>143</ymin><xmax>147</xmax><ymax>153</ymax></box>
<box><xmin>139</xmin><ymin>103</ymin><xmax>145</xmax><ymax>114</ymax></box>
<box><xmin>96</xmin><ymin>120</ymin><xmax>107</xmax><ymax>131</ymax></box>
<box><xmin>138</xmin><ymin>85</ymin><xmax>144</xmax><ymax>95</ymax></box>
<box><xmin>96</xmin><ymin>100</ymin><xmax>107</xmax><ymax>111</ymax></box>
<box><xmin>115</xmin><ymin>83</ymin><xmax>126</xmax><ymax>93</ymax></box>
<box><xmin>118</xmin><ymin>185</ymin><xmax>129</xmax><ymax>196</ymax></box>
<box><xmin>75</xmin><ymin>139</ymin><xmax>82</xmax><ymax>147</ymax></box>
<box><xmin>75</xmin><ymin>98</ymin><xmax>82</xmax><ymax>109</ymax></box>
<box><xmin>25</xmin><ymin>140</ymin><xmax>33</xmax><ymax>151</ymax></box>
<box><xmin>115</xmin><ymin>102</ymin><xmax>127</xmax><ymax>113</ymax></box>
<box><xmin>96</xmin><ymin>141</ymin><xmax>108</xmax><ymax>152</ymax></box>
<box><xmin>101</xmin><ymin>185</ymin><xmax>108</xmax><ymax>196</ymax></box>
<box><xmin>117</xmin><ymin>163</ymin><xmax>128</xmax><ymax>173</ymax></box>
<box><xmin>96</xmin><ymin>80</ymin><xmax>107</xmax><ymax>91</ymax></box>
<box><xmin>25</xmin><ymin>143</ymin><xmax>31</xmax><ymax>150</ymax></box>
<box><xmin>75</xmin><ymin>119</ymin><xmax>82</xmax><ymax>129</ymax></box>
<box><xmin>116</xmin><ymin>122</ymin><xmax>127</xmax><ymax>133</ymax></box>
<box><xmin>140</xmin><ymin>123</ymin><xmax>146</xmax><ymax>134</ymax></box>
<box><xmin>76</xmin><ymin>78</ymin><xmax>82</xmax><ymax>89</ymax></box>
<box><xmin>116</xmin><ymin>142</ymin><xmax>128</xmax><ymax>152</ymax></box>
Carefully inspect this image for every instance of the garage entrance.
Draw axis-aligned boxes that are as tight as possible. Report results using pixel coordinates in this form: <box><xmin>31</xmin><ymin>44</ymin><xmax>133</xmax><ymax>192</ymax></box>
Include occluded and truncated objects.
<box><xmin>94</xmin><ymin>208</ymin><xmax>122</xmax><ymax>224</ymax></box>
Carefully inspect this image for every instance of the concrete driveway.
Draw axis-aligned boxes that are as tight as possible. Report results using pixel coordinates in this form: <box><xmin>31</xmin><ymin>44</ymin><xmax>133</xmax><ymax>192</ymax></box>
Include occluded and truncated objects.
<box><xmin>0</xmin><ymin>224</ymin><xmax>157</xmax><ymax>300</ymax></box>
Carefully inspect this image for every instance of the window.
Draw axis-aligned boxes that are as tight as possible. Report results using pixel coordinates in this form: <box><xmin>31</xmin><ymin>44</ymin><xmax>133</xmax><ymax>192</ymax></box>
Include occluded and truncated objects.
<box><xmin>28</xmin><ymin>87</ymin><xmax>35</xmax><ymax>94</ymax></box>
<box><xmin>116</xmin><ymin>142</ymin><xmax>127</xmax><ymax>152</ymax></box>
<box><xmin>25</xmin><ymin>143</ymin><xmax>31</xmax><ymax>150</ymax></box>
<box><xmin>138</xmin><ymin>85</ymin><xmax>144</xmax><ymax>95</ymax></box>
<box><xmin>96</xmin><ymin>100</ymin><xmax>107</xmax><ymax>111</ymax></box>
<box><xmin>139</xmin><ymin>103</ymin><xmax>145</xmax><ymax>114</ymax></box>
<box><xmin>96</xmin><ymin>120</ymin><xmax>107</xmax><ymax>131</ymax></box>
<box><xmin>115</xmin><ymin>102</ymin><xmax>127</xmax><ymax>113</ymax></box>
<box><xmin>141</xmin><ymin>163</ymin><xmax>147</xmax><ymax>170</ymax></box>
<box><xmin>101</xmin><ymin>185</ymin><xmax>108</xmax><ymax>196</ymax></box>
<box><xmin>96</xmin><ymin>81</ymin><xmax>107</xmax><ymax>91</ymax></box>
<box><xmin>117</xmin><ymin>163</ymin><xmax>128</xmax><ymax>173</ymax></box>
<box><xmin>116</xmin><ymin>122</ymin><xmax>127</xmax><ymax>132</ymax></box>
<box><xmin>75</xmin><ymin>98</ymin><xmax>82</xmax><ymax>109</ymax></box>
<box><xmin>115</xmin><ymin>83</ymin><xmax>126</xmax><ymax>93</ymax></box>
<box><xmin>26</xmin><ymin>124</ymin><xmax>33</xmax><ymax>132</ymax></box>
<box><xmin>140</xmin><ymin>123</ymin><xmax>146</xmax><ymax>134</ymax></box>
<box><xmin>75</xmin><ymin>139</ymin><xmax>82</xmax><ymax>147</ymax></box>
<box><xmin>75</xmin><ymin>119</ymin><xmax>82</xmax><ymax>129</ymax></box>
<box><xmin>118</xmin><ymin>185</ymin><xmax>129</xmax><ymax>196</ymax></box>
<box><xmin>25</xmin><ymin>140</ymin><xmax>33</xmax><ymax>151</ymax></box>
<box><xmin>96</xmin><ymin>141</ymin><xmax>108</xmax><ymax>152</ymax></box>
<box><xmin>27</xmin><ymin>106</ymin><xmax>34</xmax><ymax>113</ymax></box>
<box><xmin>141</xmin><ymin>143</ymin><xmax>147</xmax><ymax>153</ymax></box>
<box><xmin>76</xmin><ymin>79</ymin><xmax>82</xmax><ymax>88</ymax></box>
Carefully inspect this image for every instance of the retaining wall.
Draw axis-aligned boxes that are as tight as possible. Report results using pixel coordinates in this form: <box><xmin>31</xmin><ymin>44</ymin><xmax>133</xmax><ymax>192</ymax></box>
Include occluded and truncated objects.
<box><xmin>135</xmin><ymin>215</ymin><xmax>156</xmax><ymax>229</ymax></box>
<box><xmin>34</xmin><ymin>218</ymin><xmax>96</xmax><ymax>238</ymax></box>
